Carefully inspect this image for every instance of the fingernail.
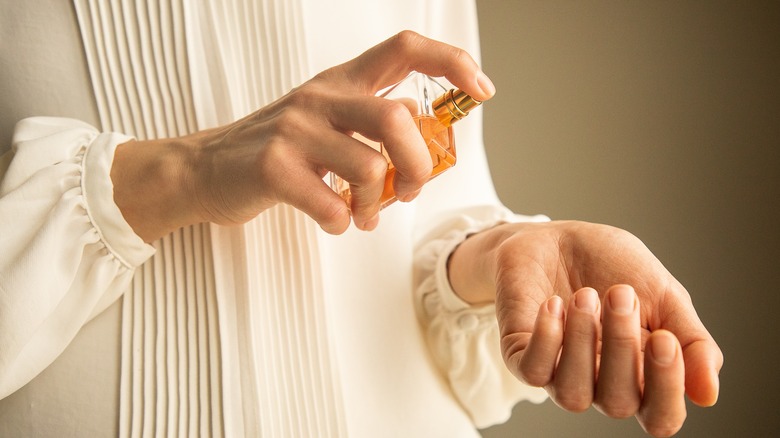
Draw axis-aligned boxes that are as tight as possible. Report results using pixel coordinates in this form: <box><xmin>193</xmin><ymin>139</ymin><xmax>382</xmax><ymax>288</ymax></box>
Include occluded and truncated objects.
<box><xmin>476</xmin><ymin>71</ymin><xmax>496</xmax><ymax>98</ymax></box>
<box><xmin>650</xmin><ymin>332</ymin><xmax>677</xmax><ymax>365</ymax></box>
<box><xmin>608</xmin><ymin>286</ymin><xmax>635</xmax><ymax>314</ymax></box>
<box><xmin>575</xmin><ymin>288</ymin><xmax>599</xmax><ymax>313</ymax></box>
<box><xmin>547</xmin><ymin>296</ymin><xmax>563</xmax><ymax>318</ymax></box>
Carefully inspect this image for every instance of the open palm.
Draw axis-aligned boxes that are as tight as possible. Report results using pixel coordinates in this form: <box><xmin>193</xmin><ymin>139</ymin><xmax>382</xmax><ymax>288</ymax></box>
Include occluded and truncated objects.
<box><xmin>483</xmin><ymin>221</ymin><xmax>722</xmax><ymax>437</ymax></box>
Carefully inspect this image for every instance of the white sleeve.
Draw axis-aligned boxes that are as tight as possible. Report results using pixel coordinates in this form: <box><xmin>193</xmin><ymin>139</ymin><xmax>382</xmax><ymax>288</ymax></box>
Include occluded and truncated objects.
<box><xmin>0</xmin><ymin>117</ymin><xmax>155</xmax><ymax>399</ymax></box>
<box><xmin>413</xmin><ymin>206</ymin><xmax>550</xmax><ymax>429</ymax></box>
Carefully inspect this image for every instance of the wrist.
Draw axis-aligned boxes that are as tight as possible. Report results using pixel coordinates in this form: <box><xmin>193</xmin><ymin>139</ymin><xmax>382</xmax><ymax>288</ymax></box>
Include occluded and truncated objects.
<box><xmin>111</xmin><ymin>135</ymin><xmax>202</xmax><ymax>242</ymax></box>
<box><xmin>447</xmin><ymin>223</ymin><xmax>511</xmax><ymax>305</ymax></box>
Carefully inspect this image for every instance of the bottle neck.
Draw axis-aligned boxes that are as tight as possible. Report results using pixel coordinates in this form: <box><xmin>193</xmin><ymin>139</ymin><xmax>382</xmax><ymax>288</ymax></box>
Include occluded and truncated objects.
<box><xmin>432</xmin><ymin>88</ymin><xmax>482</xmax><ymax>127</ymax></box>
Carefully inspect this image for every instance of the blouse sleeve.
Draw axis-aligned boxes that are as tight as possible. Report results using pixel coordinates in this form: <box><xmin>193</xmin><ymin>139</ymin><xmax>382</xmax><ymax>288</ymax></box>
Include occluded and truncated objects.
<box><xmin>0</xmin><ymin>117</ymin><xmax>155</xmax><ymax>399</ymax></box>
<box><xmin>413</xmin><ymin>205</ymin><xmax>550</xmax><ymax>429</ymax></box>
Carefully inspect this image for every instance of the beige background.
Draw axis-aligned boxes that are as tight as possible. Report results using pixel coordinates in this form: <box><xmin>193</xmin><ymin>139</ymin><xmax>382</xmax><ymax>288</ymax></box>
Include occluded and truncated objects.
<box><xmin>476</xmin><ymin>1</ymin><xmax>780</xmax><ymax>437</ymax></box>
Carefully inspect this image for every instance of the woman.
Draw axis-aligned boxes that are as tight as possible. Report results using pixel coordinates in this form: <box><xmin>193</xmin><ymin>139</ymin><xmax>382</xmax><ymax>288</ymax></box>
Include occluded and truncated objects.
<box><xmin>0</xmin><ymin>0</ymin><xmax>721</xmax><ymax>436</ymax></box>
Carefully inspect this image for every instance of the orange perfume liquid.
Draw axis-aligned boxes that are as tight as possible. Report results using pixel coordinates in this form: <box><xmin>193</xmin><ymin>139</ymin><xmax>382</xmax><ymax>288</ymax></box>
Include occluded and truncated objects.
<box><xmin>329</xmin><ymin>73</ymin><xmax>480</xmax><ymax>211</ymax></box>
<box><xmin>379</xmin><ymin>115</ymin><xmax>455</xmax><ymax>208</ymax></box>
<box><xmin>333</xmin><ymin>115</ymin><xmax>455</xmax><ymax>209</ymax></box>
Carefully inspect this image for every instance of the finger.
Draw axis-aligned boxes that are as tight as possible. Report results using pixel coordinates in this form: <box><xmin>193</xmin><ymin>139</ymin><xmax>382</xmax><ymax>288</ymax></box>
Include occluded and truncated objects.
<box><xmin>683</xmin><ymin>339</ymin><xmax>723</xmax><ymax>407</ymax></box>
<box><xmin>337</xmin><ymin>30</ymin><xmax>495</xmax><ymax>101</ymax></box>
<box><xmin>317</xmin><ymin>133</ymin><xmax>387</xmax><ymax>229</ymax></box>
<box><xmin>637</xmin><ymin>330</ymin><xmax>687</xmax><ymax>437</ymax></box>
<box><xmin>514</xmin><ymin>296</ymin><xmax>564</xmax><ymax>387</ymax></box>
<box><xmin>327</xmin><ymin>95</ymin><xmax>430</xmax><ymax>200</ymax></box>
<box><xmin>248</xmin><ymin>116</ymin><xmax>360</xmax><ymax>232</ymax></box>
<box><xmin>594</xmin><ymin>285</ymin><xmax>642</xmax><ymax>418</ymax></box>
<box><xmin>649</xmin><ymin>280</ymin><xmax>723</xmax><ymax>407</ymax></box>
<box><xmin>277</xmin><ymin>168</ymin><xmax>352</xmax><ymax>235</ymax></box>
<box><xmin>276</xmin><ymin>117</ymin><xmax>387</xmax><ymax>229</ymax></box>
<box><xmin>550</xmin><ymin>288</ymin><xmax>600</xmax><ymax>412</ymax></box>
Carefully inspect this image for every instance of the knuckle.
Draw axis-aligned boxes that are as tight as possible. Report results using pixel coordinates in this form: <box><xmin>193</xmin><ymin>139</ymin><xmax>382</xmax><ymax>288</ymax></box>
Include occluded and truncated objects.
<box><xmin>517</xmin><ymin>361</ymin><xmax>551</xmax><ymax>388</ymax></box>
<box><xmin>284</xmin><ymin>83</ymin><xmax>318</xmax><ymax>108</ymax></box>
<box><xmin>254</xmin><ymin>143</ymin><xmax>299</xmax><ymax>189</ymax></box>
<box><xmin>604</xmin><ymin>323</ymin><xmax>638</xmax><ymax>340</ymax></box>
<box><xmin>638</xmin><ymin>403</ymin><xmax>687</xmax><ymax>437</ymax></box>
<box><xmin>282</xmin><ymin>83</ymin><xmax>333</xmax><ymax>120</ymax></box>
<box><xmin>363</xmin><ymin>154</ymin><xmax>389</xmax><ymax>183</ymax></box>
<box><xmin>613</xmin><ymin>229</ymin><xmax>642</xmax><ymax>249</ymax></box>
<box><xmin>602</xmin><ymin>333</ymin><xmax>641</xmax><ymax>354</ymax></box>
<box><xmin>500</xmin><ymin>336</ymin><xmax>523</xmax><ymax>365</ymax></box>
<box><xmin>553</xmin><ymin>392</ymin><xmax>591</xmax><ymax>413</ymax></box>
<box><xmin>564</xmin><ymin>323</ymin><xmax>598</xmax><ymax>346</ymax></box>
<box><xmin>500</xmin><ymin>336</ymin><xmax>543</xmax><ymax>385</ymax></box>
<box><xmin>392</xmin><ymin>30</ymin><xmax>423</xmax><ymax>52</ymax></box>
<box><xmin>349</xmin><ymin>156</ymin><xmax>387</xmax><ymax>190</ymax></box>
<box><xmin>377</xmin><ymin>102</ymin><xmax>429</xmax><ymax>185</ymax></box>
<box><xmin>448</xmin><ymin>46</ymin><xmax>468</xmax><ymax>65</ymax></box>
<box><xmin>266</xmin><ymin>107</ymin><xmax>306</xmax><ymax>140</ymax></box>
<box><xmin>597</xmin><ymin>399</ymin><xmax>640</xmax><ymax>419</ymax></box>
<box><xmin>255</xmin><ymin>139</ymin><xmax>288</xmax><ymax>174</ymax></box>
<box><xmin>257</xmin><ymin>137</ymin><xmax>290</xmax><ymax>172</ymax></box>
<box><xmin>349</xmin><ymin>152</ymin><xmax>387</xmax><ymax>187</ymax></box>
<box><xmin>379</xmin><ymin>99</ymin><xmax>414</xmax><ymax>128</ymax></box>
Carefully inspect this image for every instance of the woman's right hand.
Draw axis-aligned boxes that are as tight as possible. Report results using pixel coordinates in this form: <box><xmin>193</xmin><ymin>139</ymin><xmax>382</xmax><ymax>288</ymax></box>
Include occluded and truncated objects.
<box><xmin>110</xmin><ymin>31</ymin><xmax>496</xmax><ymax>242</ymax></box>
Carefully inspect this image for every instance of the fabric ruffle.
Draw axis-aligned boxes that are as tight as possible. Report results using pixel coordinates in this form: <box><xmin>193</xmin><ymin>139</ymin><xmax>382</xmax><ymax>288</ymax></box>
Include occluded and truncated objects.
<box><xmin>413</xmin><ymin>206</ymin><xmax>550</xmax><ymax>428</ymax></box>
<box><xmin>0</xmin><ymin>117</ymin><xmax>154</xmax><ymax>399</ymax></box>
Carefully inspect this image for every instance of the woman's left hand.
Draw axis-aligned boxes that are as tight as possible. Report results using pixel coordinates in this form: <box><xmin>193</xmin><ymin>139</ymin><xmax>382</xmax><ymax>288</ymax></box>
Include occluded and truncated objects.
<box><xmin>447</xmin><ymin>220</ymin><xmax>723</xmax><ymax>437</ymax></box>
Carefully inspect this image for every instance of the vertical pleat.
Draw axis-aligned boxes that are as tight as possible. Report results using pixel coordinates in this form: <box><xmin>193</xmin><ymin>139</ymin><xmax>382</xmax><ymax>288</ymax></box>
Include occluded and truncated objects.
<box><xmin>242</xmin><ymin>204</ymin><xmax>346</xmax><ymax>437</ymax></box>
<box><xmin>73</xmin><ymin>1</ymin><xmax>221</xmax><ymax>437</ymax></box>
<box><xmin>75</xmin><ymin>0</ymin><xmax>197</xmax><ymax>141</ymax></box>
<box><xmin>188</xmin><ymin>0</ymin><xmax>348</xmax><ymax>435</ymax></box>
<box><xmin>115</xmin><ymin>225</ymin><xmax>223</xmax><ymax>438</ymax></box>
<box><xmin>75</xmin><ymin>0</ymin><xmax>345</xmax><ymax>435</ymax></box>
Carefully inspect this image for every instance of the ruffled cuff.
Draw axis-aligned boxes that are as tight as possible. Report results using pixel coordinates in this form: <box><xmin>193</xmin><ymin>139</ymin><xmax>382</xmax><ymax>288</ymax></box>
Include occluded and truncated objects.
<box><xmin>0</xmin><ymin>117</ymin><xmax>155</xmax><ymax>399</ymax></box>
<box><xmin>413</xmin><ymin>206</ymin><xmax>550</xmax><ymax>428</ymax></box>
<box><xmin>6</xmin><ymin>117</ymin><xmax>155</xmax><ymax>267</ymax></box>
<box><xmin>82</xmin><ymin>131</ymin><xmax>156</xmax><ymax>267</ymax></box>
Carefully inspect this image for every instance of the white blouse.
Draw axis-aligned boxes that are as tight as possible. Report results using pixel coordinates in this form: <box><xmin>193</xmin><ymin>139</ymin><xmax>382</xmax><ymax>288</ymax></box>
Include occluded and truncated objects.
<box><xmin>0</xmin><ymin>0</ymin><xmax>547</xmax><ymax>436</ymax></box>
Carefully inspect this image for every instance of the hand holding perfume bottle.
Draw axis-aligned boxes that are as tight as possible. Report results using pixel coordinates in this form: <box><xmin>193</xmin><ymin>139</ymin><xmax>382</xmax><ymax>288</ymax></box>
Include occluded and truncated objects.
<box><xmin>330</xmin><ymin>72</ymin><xmax>481</xmax><ymax>210</ymax></box>
<box><xmin>109</xmin><ymin>31</ymin><xmax>495</xmax><ymax>240</ymax></box>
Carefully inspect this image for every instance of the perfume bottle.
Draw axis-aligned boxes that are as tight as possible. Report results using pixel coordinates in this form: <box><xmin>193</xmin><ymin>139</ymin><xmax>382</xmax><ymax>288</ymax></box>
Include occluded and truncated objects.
<box><xmin>330</xmin><ymin>72</ymin><xmax>481</xmax><ymax>209</ymax></box>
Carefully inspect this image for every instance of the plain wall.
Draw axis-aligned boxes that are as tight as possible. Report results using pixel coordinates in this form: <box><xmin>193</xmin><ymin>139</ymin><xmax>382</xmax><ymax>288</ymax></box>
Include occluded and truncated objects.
<box><xmin>476</xmin><ymin>1</ymin><xmax>780</xmax><ymax>437</ymax></box>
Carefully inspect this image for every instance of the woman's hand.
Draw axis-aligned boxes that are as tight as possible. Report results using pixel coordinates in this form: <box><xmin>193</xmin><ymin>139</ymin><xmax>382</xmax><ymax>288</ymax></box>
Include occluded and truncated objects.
<box><xmin>111</xmin><ymin>31</ymin><xmax>496</xmax><ymax>242</ymax></box>
<box><xmin>447</xmin><ymin>221</ymin><xmax>723</xmax><ymax>437</ymax></box>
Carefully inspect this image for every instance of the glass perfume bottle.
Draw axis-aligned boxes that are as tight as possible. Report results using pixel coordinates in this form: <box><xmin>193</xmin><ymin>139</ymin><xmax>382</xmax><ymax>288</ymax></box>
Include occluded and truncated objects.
<box><xmin>329</xmin><ymin>72</ymin><xmax>481</xmax><ymax>209</ymax></box>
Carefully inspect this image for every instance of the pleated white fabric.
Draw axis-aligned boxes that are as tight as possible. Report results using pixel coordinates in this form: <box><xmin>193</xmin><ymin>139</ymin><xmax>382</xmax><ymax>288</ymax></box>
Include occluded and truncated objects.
<box><xmin>75</xmin><ymin>0</ymin><xmax>197</xmax><ymax>140</ymax></box>
<box><xmin>186</xmin><ymin>1</ymin><xmax>348</xmax><ymax>435</ymax></box>
<box><xmin>73</xmin><ymin>1</ymin><xmax>225</xmax><ymax>436</ymax></box>
<box><xmin>74</xmin><ymin>0</ymin><xmax>346</xmax><ymax>436</ymax></box>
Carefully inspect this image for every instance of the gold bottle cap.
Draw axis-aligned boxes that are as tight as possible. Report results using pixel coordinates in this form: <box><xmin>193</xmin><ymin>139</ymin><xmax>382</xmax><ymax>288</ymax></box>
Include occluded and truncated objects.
<box><xmin>432</xmin><ymin>88</ymin><xmax>482</xmax><ymax>127</ymax></box>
